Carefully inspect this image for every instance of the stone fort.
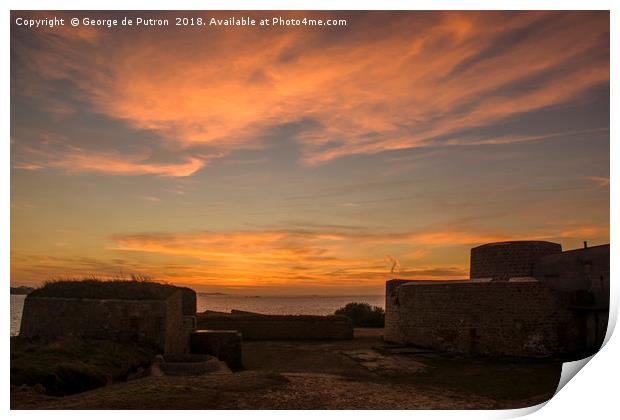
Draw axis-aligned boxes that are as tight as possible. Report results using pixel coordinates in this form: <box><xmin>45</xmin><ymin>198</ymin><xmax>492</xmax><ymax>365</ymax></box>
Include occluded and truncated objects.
<box><xmin>385</xmin><ymin>240</ymin><xmax>609</xmax><ymax>358</ymax></box>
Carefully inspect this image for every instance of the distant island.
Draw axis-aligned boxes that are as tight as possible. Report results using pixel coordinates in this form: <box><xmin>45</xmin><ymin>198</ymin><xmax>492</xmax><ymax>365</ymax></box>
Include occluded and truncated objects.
<box><xmin>198</xmin><ymin>292</ymin><xmax>227</xmax><ymax>296</ymax></box>
<box><xmin>10</xmin><ymin>286</ymin><xmax>34</xmax><ymax>295</ymax></box>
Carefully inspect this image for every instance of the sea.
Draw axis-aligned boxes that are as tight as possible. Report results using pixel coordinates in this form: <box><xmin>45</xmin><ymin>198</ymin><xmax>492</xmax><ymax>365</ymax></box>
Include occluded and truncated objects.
<box><xmin>10</xmin><ymin>294</ymin><xmax>385</xmax><ymax>336</ymax></box>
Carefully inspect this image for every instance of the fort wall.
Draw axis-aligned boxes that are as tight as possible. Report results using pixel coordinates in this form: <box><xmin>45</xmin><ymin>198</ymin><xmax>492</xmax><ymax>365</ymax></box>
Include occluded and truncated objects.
<box><xmin>384</xmin><ymin>281</ymin><xmax>584</xmax><ymax>357</ymax></box>
<box><xmin>195</xmin><ymin>313</ymin><xmax>353</xmax><ymax>340</ymax></box>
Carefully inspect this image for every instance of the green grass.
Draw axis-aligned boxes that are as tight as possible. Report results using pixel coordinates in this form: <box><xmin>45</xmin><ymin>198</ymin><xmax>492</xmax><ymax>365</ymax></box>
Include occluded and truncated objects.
<box><xmin>11</xmin><ymin>337</ymin><xmax>156</xmax><ymax>396</ymax></box>
<box><xmin>29</xmin><ymin>278</ymin><xmax>179</xmax><ymax>301</ymax></box>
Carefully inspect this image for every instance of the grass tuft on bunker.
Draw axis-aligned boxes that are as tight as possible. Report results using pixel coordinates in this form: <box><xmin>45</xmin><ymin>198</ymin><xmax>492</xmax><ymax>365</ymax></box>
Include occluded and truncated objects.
<box><xmin>29</xmin><ymin>277</ymin><xmax>178</xmax><ymax>301</ymax></box>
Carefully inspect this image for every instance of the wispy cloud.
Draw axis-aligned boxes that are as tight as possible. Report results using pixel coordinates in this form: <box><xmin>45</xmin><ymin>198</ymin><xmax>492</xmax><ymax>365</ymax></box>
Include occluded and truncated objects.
<box><xmin>439</xmin><ymin>128</ymin><xmax>610</xmax><ymax>147</ymax></box>
<box><xmin>13</xmin><ymin>145</ymin><xmax>210</xmax><ymax>177</ymax></box>
<box><xmin>12</xmin><ymin>11</ymin><xmax>609</xmax><ymax>175</ymax></box>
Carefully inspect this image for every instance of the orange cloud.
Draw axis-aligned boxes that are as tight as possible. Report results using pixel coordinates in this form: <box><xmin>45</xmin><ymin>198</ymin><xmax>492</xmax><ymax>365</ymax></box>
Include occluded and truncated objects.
<box><xmin>102</xmin><ymin>221</ymin><xmax>607</xmax><ymax>286</ymax></box>
<box><xmin>107</xmin><ymin>228</ymin><xmax>468</xmax><ymax>285</ymax></box>
<box><xmin>11</xmin><ymin>219</ymin><xmax>607</xmax><ymax>289</ymax></box>
<box><xmin>12</xmin><ymin>11</ymin><xmax>609</xmax><ymax>174</ymax></box>
<box><xmin>13</xmin><ymin>145</ymin><xmax>210</xmax><ymax>177</ymax></box>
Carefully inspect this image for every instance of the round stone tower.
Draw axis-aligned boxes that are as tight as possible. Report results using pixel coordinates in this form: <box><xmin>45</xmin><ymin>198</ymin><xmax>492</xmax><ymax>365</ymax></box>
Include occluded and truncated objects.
<box><xmin>470</xmin><ymin>241</ymin><xmax>562</xmax><ymax>281</ymax></box>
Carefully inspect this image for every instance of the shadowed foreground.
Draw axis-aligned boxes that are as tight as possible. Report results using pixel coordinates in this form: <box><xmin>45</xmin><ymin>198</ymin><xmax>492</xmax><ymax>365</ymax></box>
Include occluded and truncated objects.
<box><xmin>11</xmin><ymin>329</ymin><xmax>562</xmax><ymax>410</ymax></box>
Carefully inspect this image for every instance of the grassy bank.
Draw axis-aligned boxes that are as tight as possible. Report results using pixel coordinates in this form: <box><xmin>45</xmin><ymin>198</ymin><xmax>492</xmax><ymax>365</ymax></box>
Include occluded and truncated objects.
<box><xmin>11</xmin><ymin>337</ymin><xmax>156</xmax><ymax>396</ymax></box>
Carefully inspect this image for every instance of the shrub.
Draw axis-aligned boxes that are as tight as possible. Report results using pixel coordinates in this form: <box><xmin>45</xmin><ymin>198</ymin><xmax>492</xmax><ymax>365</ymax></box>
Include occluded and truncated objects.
<box><xmin>334</xmin><ymin>302</ymin><xmax>385</xmax><ymax>327</ymax></box>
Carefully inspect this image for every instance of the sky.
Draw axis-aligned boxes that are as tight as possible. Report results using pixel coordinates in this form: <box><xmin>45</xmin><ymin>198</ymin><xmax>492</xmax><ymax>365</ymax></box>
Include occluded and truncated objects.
<box><xmin>10</xmin><ymin>11</ymin><xmax>609</xmax><ymax>294</ymax></box>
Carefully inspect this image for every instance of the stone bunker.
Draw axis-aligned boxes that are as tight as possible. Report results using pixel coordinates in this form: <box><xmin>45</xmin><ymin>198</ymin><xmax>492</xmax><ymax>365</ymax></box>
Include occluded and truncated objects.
<box><xmin>385</xmin><ymin>241</ymin><xmax>609</xmax><ymax>358</ymax></box>
<box><xmin>20</xmin><ymin>281</ymin><xmax>197</xmax><ymax>356</ymax></box>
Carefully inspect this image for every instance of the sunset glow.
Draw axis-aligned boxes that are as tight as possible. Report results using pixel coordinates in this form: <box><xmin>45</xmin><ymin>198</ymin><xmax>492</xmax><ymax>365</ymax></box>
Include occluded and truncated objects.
<box><xmin>11</xmin><ymin>11</ymin><xmax>609</xmax><ymax>294</ymax></box>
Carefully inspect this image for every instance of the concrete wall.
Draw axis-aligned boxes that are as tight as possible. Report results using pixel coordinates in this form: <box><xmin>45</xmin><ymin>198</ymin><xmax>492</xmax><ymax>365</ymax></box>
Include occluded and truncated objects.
<box><xmin>20</xmin><ymin>291</ymin><xmax>188</xmax><ymax>355</ymax></box>
<box><xmin>470</xmin><ymin>241</ymin><xmax>562</xmax><ymax>281</ymax></box>
<box><xmin>195</xmin><ymin>313</ymin><xmax>353</xmax><ymax>340</ymax></box>
<box><xmin>384</xmin><ymin>280</ymin><xmax>588</xmax><ymax>357</ymax></box>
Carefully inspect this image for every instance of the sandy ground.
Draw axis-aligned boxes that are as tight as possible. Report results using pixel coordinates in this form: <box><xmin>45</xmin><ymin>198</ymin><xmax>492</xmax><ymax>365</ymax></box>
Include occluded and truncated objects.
<box><xmin>11</xmin><ymin>329</ymin><xmax>562</xmax><ymax>409</ymax></box>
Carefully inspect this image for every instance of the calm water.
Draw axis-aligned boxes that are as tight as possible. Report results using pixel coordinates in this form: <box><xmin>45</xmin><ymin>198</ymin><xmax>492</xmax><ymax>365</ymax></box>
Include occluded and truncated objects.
<box><xmin>11</xmin><ymin>295</ymin><xmax>26</xmax><ymax>336</ymax></box>
<box><xmin>10</xmin><ymin>294</ymin><xmax>384</xmax><ymax>336</ymax></box>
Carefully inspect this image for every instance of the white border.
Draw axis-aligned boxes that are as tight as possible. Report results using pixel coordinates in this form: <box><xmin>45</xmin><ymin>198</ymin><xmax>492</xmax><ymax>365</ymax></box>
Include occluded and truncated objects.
<box><xmin>2</xmin><ymin>0</ymin><xmax>618</xmax><ymax>10</ymax></box>
<box><xmin>3</xmin><ymin>2</ymin><xmax>616</xmax><ymax>420</ymax></box>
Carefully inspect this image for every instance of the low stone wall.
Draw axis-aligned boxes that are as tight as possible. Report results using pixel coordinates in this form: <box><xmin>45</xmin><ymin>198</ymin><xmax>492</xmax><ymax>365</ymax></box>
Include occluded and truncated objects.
<box><xmin>385</xmin><ymin>280</ymin><xmax>586</xmax><ymax>357</ymax></box>
<box><xmin>195</xmin><ymin>313</ymin><xmax>353</xmax><ymax>340</ymax></box>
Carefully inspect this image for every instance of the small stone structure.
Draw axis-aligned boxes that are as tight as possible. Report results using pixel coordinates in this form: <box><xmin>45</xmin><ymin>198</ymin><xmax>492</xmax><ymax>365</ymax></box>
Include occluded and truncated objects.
<box><xmin>19</xmin><ymin>282</ymin><xmax>197</xmax><ymax>356</ymax></box>
<box><xmin>195</xmin><ymin>312</ymin><xmax>354</xmax><ymax>340</ymax></box>
<box><xmin>385</xmin><ymin>241</ymin><xmax>610</xmax><ymax>358</ymax></box>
